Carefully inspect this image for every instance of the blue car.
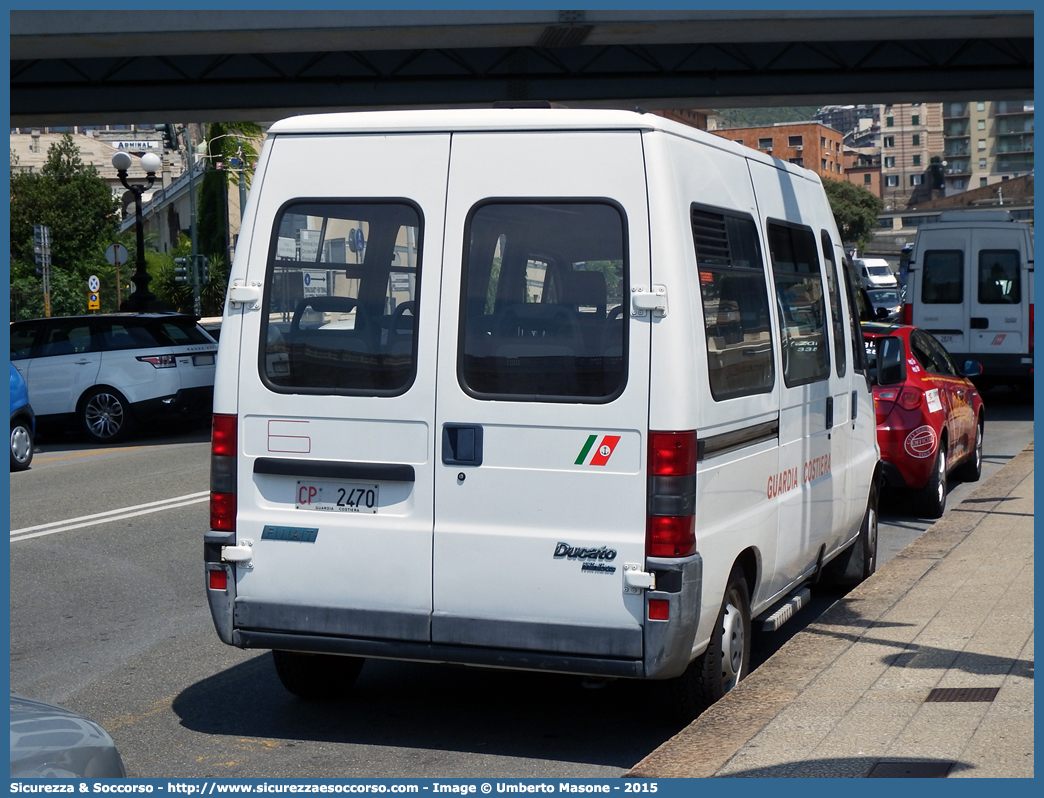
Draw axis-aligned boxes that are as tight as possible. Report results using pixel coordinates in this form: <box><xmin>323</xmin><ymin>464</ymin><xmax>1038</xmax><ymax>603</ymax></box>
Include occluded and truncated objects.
<box><xmin>10</xmin><ymin>363</ymin><xmax>35</xmax><ymax>471</ymax></box>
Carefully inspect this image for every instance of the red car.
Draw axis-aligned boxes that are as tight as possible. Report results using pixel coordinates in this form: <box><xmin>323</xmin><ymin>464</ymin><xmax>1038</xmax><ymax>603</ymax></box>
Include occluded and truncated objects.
<box><xmin>863</xmin><ymin>322</ymin><xmax>985</xmax><ymax>518</ymax></box>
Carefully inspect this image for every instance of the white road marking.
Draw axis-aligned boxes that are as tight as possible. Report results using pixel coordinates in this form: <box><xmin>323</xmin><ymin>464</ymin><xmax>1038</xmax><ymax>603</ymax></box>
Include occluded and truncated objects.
<box><xmin>10</xmin><ymin>491</ymin><xmax>210</xmax><ymax>542</ymax></box>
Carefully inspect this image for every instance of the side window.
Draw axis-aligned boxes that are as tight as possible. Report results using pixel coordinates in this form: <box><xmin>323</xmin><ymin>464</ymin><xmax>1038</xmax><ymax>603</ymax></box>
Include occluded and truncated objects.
<box><xmin>460</xmin><ymin>201</ymin><xmax>627</xmax><ymax>401</ymax></box>
<box><xmin>38</xmin><ymin>323</ymin><xmax>93</xmax><ymax>358</ymax></box>
<box><xmin>99</xmin><ymin>321</ymin><xmax>161</xmax><ymax>350</ymax></box>
<box><xmin>841</xmin><ymin>262</ymin><xmax>869</xmax><ymax>373</ymax></box>
<box><xmin>978</xmin><ymin>250</ymin><xmax>1021</xmax><ymax>304</ymax></box>
<box><xmin>260</xmin><ymin>201</ymin><xmax>422</xmax><ymax>395</ymax></box>
<box><xmin>152</xmin><ymin>320</ymin><xmax>214</xmax><ymax>346</ymax></box>
<box><xmin>691</xmin><ymin>204</ymin><xmax>774</xmax><ymax>400</ymax></box>
<box><xmin>922</xmin><ymin>250</ymin><xmax>964</xmax><ymax>304</ymax></box>
<box><xmin>821</xmin><ymin>232</ymin><xmax>847</xmax><ymax>378</ymax></box>
<box><xmin>10</xmin><ymin>324</ymin><xmax>42</xmax><ymax>360</ymax></box>
<box><xmin>768</xmin><ymin>222</ymin><xmax>831</xmax><ymax>387</ymax></box>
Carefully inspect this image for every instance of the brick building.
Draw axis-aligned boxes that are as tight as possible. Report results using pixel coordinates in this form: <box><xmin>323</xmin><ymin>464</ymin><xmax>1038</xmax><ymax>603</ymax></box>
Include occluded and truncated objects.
<box><xmin>710</xmin><ymin>122</ymin><xmax>845</xmax><ymax>182</ymax></box>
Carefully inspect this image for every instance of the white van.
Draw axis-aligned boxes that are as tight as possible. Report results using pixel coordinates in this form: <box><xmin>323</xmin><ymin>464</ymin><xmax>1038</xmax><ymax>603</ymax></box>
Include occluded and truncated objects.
<box><xmin>904</xmin><ymin>210</ymin><xmax>1034</xmax><ymax>387</ymax></box>
<box><xmin>855</xmin><ymin>257</ymin><xmax>899</xmax><ymax>290</ymax></box>
<box><xmin>204</xmin><ymin>109</ymin><xmax>880</xmax><ymax>719</ymax></box>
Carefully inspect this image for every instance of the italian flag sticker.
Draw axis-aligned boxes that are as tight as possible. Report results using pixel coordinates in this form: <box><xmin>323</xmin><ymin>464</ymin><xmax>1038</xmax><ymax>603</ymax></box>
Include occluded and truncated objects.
<box><xmin>575</xmin><ymin>434</ymin><xmax>622</xmax><ymax>466</ymax></box>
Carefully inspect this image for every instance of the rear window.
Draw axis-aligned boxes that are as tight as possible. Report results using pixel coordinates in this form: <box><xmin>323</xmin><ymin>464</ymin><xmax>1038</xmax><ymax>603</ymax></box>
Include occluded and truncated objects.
<box><xmin>150</xmin><ymin>319</ymin><xmax>214</xmax><ymax>346</ymax></box>
<box><xmin>978</xmin><ymin>250</ymin><xmax>1021</xmax><ymax>304</ymax></box>
<box><xmin>921</xmin><ymin>250</ymin><xmax>963</xmax><ymax>304</ymax></box>
<box><xmin>459</xmin><ymin>201</ymin><xmax>627</xmax><ymax>401</ymax></box>
<box><xmin>260</xmin><ymin>200</ymin><xmax>422</xmax><ymax>395</ymax></box>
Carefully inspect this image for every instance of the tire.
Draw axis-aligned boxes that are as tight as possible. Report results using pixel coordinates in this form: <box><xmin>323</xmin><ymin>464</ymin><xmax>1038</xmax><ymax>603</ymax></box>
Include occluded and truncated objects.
<box><xmin>670</xmin><ymin>565</ymin><xmax>751</xmax><ymax>722</ymax></box>
<box><xmin>10</xmin><ymin>420</ymin><xmax>34</xmax><ymax>471</ymax></box>
<box><xmin>80</xmin><ymin>387</ymin><xmax>135</xmax><ymax>444</ymax></box>
<box><xmin>272</xmin><ymin>650</ymin><xmax>365</xmax><ymax>700</ymax></box>
<box><xmin>954</xmin><ymin>416</ymin><xmax>983</xmax><ymax>483</ymax></box>
<box><xmin>821</xmin><ymin>479</ymin><xmax>879</xmax><ymax>588</ymax></box>
<box><xmin>919</xmin><ymin>444</ymin><xmax>947</xmax><ymax>519</ymax></box>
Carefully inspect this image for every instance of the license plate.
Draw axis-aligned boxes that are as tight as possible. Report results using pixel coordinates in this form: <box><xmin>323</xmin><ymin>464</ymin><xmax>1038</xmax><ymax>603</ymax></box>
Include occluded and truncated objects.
<box><xmin>193</xmin><ymin>354</ymin><xmax>215</xmax><ymax>366</ymax></box>
<box><xmin>296</xmin><ymin>480</ymin><xmax>379</xmax><ymax>513</ymax></box>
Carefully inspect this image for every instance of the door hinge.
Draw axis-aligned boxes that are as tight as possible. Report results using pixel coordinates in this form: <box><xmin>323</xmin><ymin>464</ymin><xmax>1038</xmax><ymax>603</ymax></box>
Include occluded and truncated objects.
<box><xmin>631</xmin><ymin>285</ymin><xmax>668</xmax><ymax>318</ymax></box>
<box><xmin>229</xmin><ymin>282</ymin><xmax>262</xmax><ymax>309</ymax></box>
<box><xmin>623</xmin><ymin>563</ymin><xmax>656</xmax><ymax>594</ymax></box>
<box><xmin>222</xmin><ymin>539</ymin><xmax>254</xmax><ymax>569</ymax></box>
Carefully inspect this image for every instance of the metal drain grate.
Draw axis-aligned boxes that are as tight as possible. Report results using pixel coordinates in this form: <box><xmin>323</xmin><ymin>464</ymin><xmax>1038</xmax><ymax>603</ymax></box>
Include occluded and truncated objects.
<box><xmin>925</xmin><ymin>686</ymin><xmax>1001</xmax><ymax>703</ymax></box>
<box><xmin>869</xmin><ymin>761</ymin><xmax>954</xmax><ymax>778</ymax></box>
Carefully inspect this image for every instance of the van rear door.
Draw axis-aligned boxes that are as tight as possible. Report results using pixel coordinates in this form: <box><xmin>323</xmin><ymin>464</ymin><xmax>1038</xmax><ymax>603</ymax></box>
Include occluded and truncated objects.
<box><xmin>914</xmin><ymin>228</ymin><xmax>970</xmax><ymax>354</ymax></box>
<box><xmin>233</xmin><ymin>133</ymin><xmax>449</xmax><ymax>642</ymax></box>
<box><xmin>431</xmin><ymin>130</ymin><xmax>652</xmax><ymax>659</ymax></box>
<box><xmin>968</xmin><ymin>227</ymin><xmax>1028</xmax><ymax>360</ymax></box>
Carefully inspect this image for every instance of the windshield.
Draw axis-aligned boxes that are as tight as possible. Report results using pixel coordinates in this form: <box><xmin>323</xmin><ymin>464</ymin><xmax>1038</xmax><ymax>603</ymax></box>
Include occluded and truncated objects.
<box><xmin>868</xmin><ymin>289</ymin><xmax>899</xmax><ymax>303</ymax></box>
<box><xmin>868</xmin><ymin>265</ymin><xmax>892</xmax><ymax>276</ymax></box>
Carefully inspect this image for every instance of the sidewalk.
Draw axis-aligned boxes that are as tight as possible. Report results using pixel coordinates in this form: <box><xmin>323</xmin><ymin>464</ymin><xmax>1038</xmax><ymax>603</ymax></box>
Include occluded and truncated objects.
<box><xmin>629</xmin><ymin>443</ymin><xmax>1034</xmax><ymax>779</ymax></box>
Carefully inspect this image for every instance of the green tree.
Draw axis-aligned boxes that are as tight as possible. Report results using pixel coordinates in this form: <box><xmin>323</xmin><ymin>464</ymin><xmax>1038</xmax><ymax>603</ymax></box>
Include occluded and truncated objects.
<box><xmin>197</xmin><ymin>121</ymin><xmax>264</xmax><ymax>276</ymax></box>
<box><xmin>822</xmin><ymin>178</ymin><xmax>884</xmax><ymax>251</ymax></box>
<box><xmin>9</xmin><ymin>134</ymin><xmax>121</xmax><ymax>318</ymax></box>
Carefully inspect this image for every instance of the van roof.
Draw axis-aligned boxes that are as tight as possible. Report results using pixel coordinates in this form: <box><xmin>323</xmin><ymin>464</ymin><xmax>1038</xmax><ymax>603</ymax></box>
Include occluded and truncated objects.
<box><xmin>267</xmin><ymin>108</ymin><xmax>821</xmax><ymax>183</ymax></box>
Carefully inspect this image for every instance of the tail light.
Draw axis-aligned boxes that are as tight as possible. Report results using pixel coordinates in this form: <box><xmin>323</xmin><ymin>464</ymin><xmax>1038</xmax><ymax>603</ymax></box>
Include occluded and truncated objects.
<box><xmin>136</xmin><ymin>354</ymin><xmax>176</xmax><ymax>368</ymax></box>
<box><xmin>646</xmin><ymin>431</ymin><xmax>697</xmax><ymax>558</ymax></box>
<box><xmin>873</xmin><ymin>388</ymin><xmax>899</xmax><ymax>424</ymax></box>
<box><xmin>211</xmin><ymin>414</ymin><xmax>237</xmax><ymax>531</ymax></box>
<box><xmin>901</xmin><ymin>303</ymin><xmax>913</xmax><ymax>325</ymax></box>
<box><xmin>898</xmin><ymin>387</ymin><xmax>923</xmax><ymax>411</ymax></box>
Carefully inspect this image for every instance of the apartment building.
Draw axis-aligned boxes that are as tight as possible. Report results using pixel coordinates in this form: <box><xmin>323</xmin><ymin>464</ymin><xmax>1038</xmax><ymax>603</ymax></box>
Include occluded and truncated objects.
<box><xmin>942</xmin><ymin>100</ymin><xmax>1034</xmax><ymax>196</ymax></box>
<box><xmin>711</xmin><ymin>122</ymin><xmax>845</xmax><ymax>182</ymax></box>
<box><xmin>878</xmin><ymin>103</ymin><xmax>943</xmax><ymax>210</ymax></box>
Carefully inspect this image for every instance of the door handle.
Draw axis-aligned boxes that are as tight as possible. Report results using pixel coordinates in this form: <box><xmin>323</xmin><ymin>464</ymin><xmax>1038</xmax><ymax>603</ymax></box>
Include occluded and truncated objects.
<box><xmin>825</xmin><ymin>396</ymin><xmax>834</xmax><ymax>430</ymax></box>
<box><xmin>970</xmin><ymin>317</ymin><xmax>989</xmax><ymax>329</ymax></box>
<box><xmin>74</xmin><ymin>359</ymin><xmax>93</xmax><ymax>365</ymax></box>
<box><xmin>442</xmin><ymin>424</ymin><xmax>483</xmax><ymax>466</ymax></box>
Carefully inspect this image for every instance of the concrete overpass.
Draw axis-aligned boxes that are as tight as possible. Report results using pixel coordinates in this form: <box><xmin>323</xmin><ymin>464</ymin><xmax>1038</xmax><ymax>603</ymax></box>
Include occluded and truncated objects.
<box><xmin>10</xmin><ymin>10</ymin><xmax>1034</xmax><ymax>126</ymax></box>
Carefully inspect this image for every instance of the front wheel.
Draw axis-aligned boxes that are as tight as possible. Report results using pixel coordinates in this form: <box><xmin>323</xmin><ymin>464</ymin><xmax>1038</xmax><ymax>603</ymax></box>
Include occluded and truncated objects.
<box><xmin>10</xmin><ymin>420</ymin><xmax>34</xmax><ymax>471</ymax></box>
<box><xmin>821</xmin><ymin>479</ymin><xmax>879</xmax><ymax>588</ymax></box>
<box><xmin>670</xmin><ymin>565</ymin><xmax>751</xmax><ymax>722</ymax></box>
<box><xmin>272</xmin><ymin>650</ymin><xmax>365</xmax><ymax>700</ymax></box>
<box><xmin>80</xmin><ymin>387</ymin><xmax>135</xmax><ymax>443</ymax></box>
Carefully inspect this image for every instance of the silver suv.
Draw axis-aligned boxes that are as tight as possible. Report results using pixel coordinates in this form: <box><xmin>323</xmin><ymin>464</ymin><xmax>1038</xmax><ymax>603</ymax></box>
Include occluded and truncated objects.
<box><xmin>9</xmin><ymin>313</ymin><xmax>217</xmax><ymax>443</ymax></box>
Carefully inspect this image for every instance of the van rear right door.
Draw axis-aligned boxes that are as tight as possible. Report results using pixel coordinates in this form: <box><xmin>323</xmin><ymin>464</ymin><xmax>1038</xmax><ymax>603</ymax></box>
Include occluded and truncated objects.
<box><xmin>967</xmin><ymin>227</ymin><xmax>1029</xmax><ymax>362</ymax></box>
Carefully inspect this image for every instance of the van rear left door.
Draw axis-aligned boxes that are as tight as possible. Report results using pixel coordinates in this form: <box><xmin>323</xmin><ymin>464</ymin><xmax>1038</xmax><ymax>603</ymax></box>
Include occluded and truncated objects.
<box><xmin>233</xmin><ymin>133</ymin><xmax>449</xmax><ymax>642</ymax></box>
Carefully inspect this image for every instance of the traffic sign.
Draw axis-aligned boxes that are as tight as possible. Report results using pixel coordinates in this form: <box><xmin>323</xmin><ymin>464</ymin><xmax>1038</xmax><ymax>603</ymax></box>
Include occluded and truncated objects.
<box><xmin>88</xmin><ymin>292</ymin><xmax>100</xmax><ymax>310</ymax></box>
<box><xmin>105</xmin><ymin>243</ymin><xmax>129</xmax><ymax>266</ymax></box>
<box><xmin>88</xmin><ymin>274</ymin><xmax>100</xmax><ymax>292</ymax></box>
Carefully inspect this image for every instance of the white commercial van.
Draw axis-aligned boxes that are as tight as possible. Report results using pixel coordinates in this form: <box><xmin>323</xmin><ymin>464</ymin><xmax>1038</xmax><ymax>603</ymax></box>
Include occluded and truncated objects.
<box><xmin>905</xmin><ymin>210</ymin><xmax>1034</xmax><ymax>388</ymax></box>
<box><xmin>204</xmin><ymin>109</ymin><xmax>880</xmax><ymax>719</ymax></box>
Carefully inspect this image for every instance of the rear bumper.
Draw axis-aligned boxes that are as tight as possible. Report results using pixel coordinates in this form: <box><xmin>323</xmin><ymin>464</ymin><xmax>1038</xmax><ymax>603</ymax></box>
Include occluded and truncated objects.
<box><xmin>132</xmin><ymin>386</ymin><xmax>214</xmax><ymax>420</ymax></box>
<box><xmin>204</xmin><ymin>550</ymin><xmax>702</xmax><ymax>680</ymax></box>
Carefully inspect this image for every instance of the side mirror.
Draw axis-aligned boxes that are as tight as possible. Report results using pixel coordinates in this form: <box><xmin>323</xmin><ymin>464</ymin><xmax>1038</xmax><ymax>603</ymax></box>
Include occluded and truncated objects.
<box><xmin>877</xmin><ymin>336</ymin><xmax>905</xmax><ymax>385</ymax></box>
<box><xmin>875</xmin><ymin>306</ymin><xmax>889</xmax><ymax>319</ymax></box>
<box><xmin>963</xmin><ymin>361</ymin><xmax>983</xmax><ymax>378</ymax></box>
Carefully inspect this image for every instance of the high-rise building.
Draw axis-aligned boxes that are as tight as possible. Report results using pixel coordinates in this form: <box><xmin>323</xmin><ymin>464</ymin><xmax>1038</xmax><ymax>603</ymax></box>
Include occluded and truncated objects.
<box><xmin>878</xmin><ymin>103</ymin><xmax>943</xmax><ymax>210</ymax></box>
<box><xmin>941</xmin><ymin>100</ymin><xmax>1034</xmax><ymax>196</ymax></box>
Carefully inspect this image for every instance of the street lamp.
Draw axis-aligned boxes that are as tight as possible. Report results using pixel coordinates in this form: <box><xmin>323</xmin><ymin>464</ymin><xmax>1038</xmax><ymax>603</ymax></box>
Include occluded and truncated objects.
<box><xmin>113</xmin><ymin>150</ymin><xmax>165</xmax><ymax>311</ymax></box>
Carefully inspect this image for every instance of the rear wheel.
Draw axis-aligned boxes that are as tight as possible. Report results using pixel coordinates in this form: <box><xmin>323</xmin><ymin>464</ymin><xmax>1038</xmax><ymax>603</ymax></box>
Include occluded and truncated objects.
<box><xmin>10</xmin><ymin>420</ymin><xmax>33</xmax><ymax>471</ymax></box>
<box><xmin>272</xmin><ymin>650</ymin><xmax>365</xmax><ymax>700</ymax></box>
<box><xmin>954</xmin><ymin>416</ymin><xmax>983</xmax><ymax>483</ymax></box>
<box><xmin>670</xmin><ymin>565</ymin><xmax>751</xmax><ymax>722</ymax></box>
<box><xmin>919</xmin><ymin>445</ymin><xmax>947</xmax><ymax>519</ymax></box>
<box><xmin>80</xmin><ymin>387</ymin><xmax>135</xmax><ymax>443</ymax></box>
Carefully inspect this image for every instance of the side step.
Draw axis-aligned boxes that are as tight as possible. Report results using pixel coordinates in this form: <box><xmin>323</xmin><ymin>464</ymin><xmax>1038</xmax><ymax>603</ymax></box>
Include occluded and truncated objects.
<box><xmin>757</xmin><ymin>587</ymin><xmax>811</xmax><ymax>633</ymax></box>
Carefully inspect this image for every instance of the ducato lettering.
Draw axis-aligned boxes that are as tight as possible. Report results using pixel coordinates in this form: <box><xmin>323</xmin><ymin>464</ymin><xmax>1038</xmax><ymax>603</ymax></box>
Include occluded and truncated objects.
<box><xmin>553</xmin><ymin>542</ymin><xmax>618</xmax><ymax>561</ymax></box>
